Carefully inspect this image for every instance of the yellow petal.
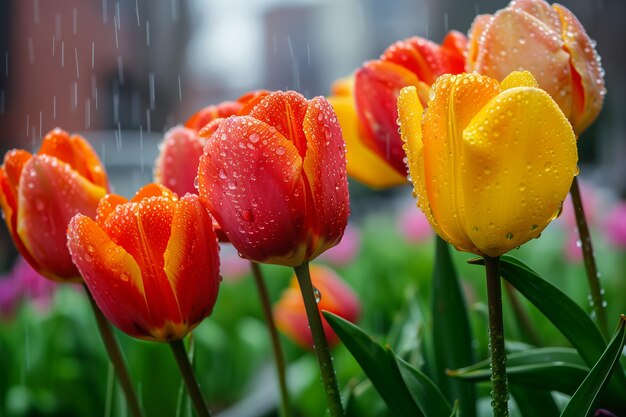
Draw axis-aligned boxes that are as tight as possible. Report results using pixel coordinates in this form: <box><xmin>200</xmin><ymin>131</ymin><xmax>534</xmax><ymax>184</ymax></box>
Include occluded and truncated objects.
<box><xmin>500</xmin><ymin>70</ymin><xmax>539</xmax><ymax>90</ymax></box>
<box><xmin>327</xmin><ymin>95</ymin><xmax>406</xmax><ymax>189</ymax></box>
<box><xmin>461</xmin><ymin>87</ymin><xmax>578</xmax><ymax>256</ymax></box>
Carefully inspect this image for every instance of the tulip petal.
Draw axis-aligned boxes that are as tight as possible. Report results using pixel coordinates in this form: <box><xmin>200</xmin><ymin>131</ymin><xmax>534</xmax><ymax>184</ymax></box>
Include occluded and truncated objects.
<box><xmin>441</xmin><ymin>30</ymin><xmax>468</xmax><ymax>61</ymax></box>
<box><xmin>511</xmin><ymin>0</ymin><xmax>561</xmax><ymax>31</ymax></box>
<box><xmin>472</xmin><ymin>8</ymin><xmax>573</xmax><ymax>118</ymax></box>
<box><xmin>131</xmin><ymin>182</ymin><xmax>178</xmax><ymax>202</ymax></box>
<box><xmin>500</xmin><ymin>70</ymin><xmax>539</xmax><ymax>90</ymax></box>
<box><xmin>96</xmin><ymin>193</ymin><xmax>128</xmax><ymax>228</ymax></box>
<box><xmin>302</xmin><ymin>97</ymin><xmax>350</xmax><ymax>259</ymax></box>
<box><xmin>354</xmin><ymin>60</ymin><xmax>422</xmax><ymax>176</ymax></box>
<box><xmin>17</xmin><ymin>155</ymin><xmax>107</xmax><ymax>281</ymax></box>
<box><xmin>164</xmin><ymin>194</ymin><xmax>219</xmax><ymax>335</ymax></box>
<box><xmin>38</xmin><ymin>128</ymin><xmax>108</xmax><ymax>189</ymax></box>
<box><xmin>184</xmin><ymin>101</ymin><xmax>243</xmax><ymax>132</ymax></box>
<box><xmin>198</xmin><ymin>116</ymin><xmax>308</xmax><ymax>266</ymax></box>
<box><xmin>67</xmin><ymin>214</ymin><xmax>153</xmax><ymax>339</ymax></box>
<box><xmin>328</xmin><ymin>94</ymin><xmax>406</xmax><ymax>188</ymax></box>
<box><xmin>462</xmin><ymin>87</ymin><xmax>577</xmax><ymax>256</ymax></box>
<box><xmin>154</xmin><ymin>126</ymin><xmax>205</xmax><ymax>196</ymax></box>
<box><xmin>553</xmin><ymin>4</ymin><xmax>605</xmax><ymax>135</ymax></box>
<box><xmin>422</xmin><ymin>74</ymin><xmax>501</xmax><ymax>253</ymax></box>
<box><xmin>103</xmin><ymin>196</ymin><xmax>182</xmax><ymax>330</ymax></box>
<box><xmin>236</xmin><ymin>90</ymin><xmax>271</xmax><ymax>115</ymax></box>
<box><xmin>467</xmin><ymin>14</ymin><xmax>492</xmax><ymax>71</ymax></box>
<box><xmin>248</xmin><ymin>91</ymin><xmax>309</xmax><ymax>158</ymax></box>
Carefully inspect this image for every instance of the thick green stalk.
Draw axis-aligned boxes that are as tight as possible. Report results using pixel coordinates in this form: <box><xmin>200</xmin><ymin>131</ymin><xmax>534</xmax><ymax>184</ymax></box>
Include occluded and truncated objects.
<box><xmin>570</xmin><ymin>177</ymin><xmax>608</xmax><ymax>338</ymax></box>
<box><xmin>84</xmin><ymin>285</ymin><xmax>144</xmax><ymax>417</ymax></box>
<box><xmin>484</xmin><ymin>256</ymin><xmax>509</xmax><ymax>417</ymax></box>
<box><xmin>293</xmin><ymin>262</ymin><xmax>344</xmax><ymax>417</ymax></box>
<box><xmin>250</xmin><ymin>262</ymin><xmax>292</xmax><ymax>417</ymax></box>
<box><xmin>169</xmin><ymin>339</ymin><xmax>211</xmax><ymax>417</ymax></box>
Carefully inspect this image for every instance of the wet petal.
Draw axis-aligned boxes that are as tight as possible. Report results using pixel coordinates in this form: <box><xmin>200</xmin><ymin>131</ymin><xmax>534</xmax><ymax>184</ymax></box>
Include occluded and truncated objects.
<box><xmin>328</xmin><ymin>94</ymin><xmax>406</xmax><ymax>188</ymax></box>
<box><xmin>198</xmin><ymin>116</ymin><xmax>308</xmax><ymax>266</ymax></box>
<box><xmin>354</xmin><ymin>60</ymin><xmax>421</xmax><ymax>176</ymax></box>
<box><xmin>131</xmin><ymin>183</ymin><xmax>178</xmax><ymax>202</ymax></box>
<box><xmin>422</xmin><ymin>74</ymin><xmax>500</xmax><ymax>252</ymax></box>
<box><xmin>164</xmin><ymin>194</ymin><xmax>219</xmax><ymax>334</ymax></box>
<box><xmin>96</xmin><ymin>193</ymin><xmax>128</xmax><ymax>228</ymax></box>
<box><xmin>462</xmin><ymin>86</ymin><xmax>577</xmax><ymax>256</ymax></box>
<box><xmin>154</xmin><ymin>126</ymin><xmax>205</xmax><ymax>196</ymax></box>
<box><xmin>67</xmin><ymin>214</ymin><xmax>152</xmax><ymax>339</ymax></box>
<box><xmin>17</xmin><ymin>155</ymin><xmax>106</xmax><ymax>281</ymax></box>
<box><xmin>236</xmin><ymin>90</ymin><xmax>271</xmax><ymax>115</ymax></box>
<box><xmin>185</xmin><ymin>101</ymin><xmax>243</xmax><ymax>132</ymax></box>
<box><xmin>467</xmin><ymin>14</ymin><xmax>492</xmax><ymax>71</ymax></box>
<box><xmin>0</xmin><ymin>150</ymin><xmax>32</xmax><ymax>235</ymax></box>
<box><xmin>500</xmin><ymin>70</ymin><xmax>539</xmax><ymax>90</ymax></box>
<box><xmin>302</xmin><ymin>97</ymin><xmax>350</xmax><ymax>259</ymax></box>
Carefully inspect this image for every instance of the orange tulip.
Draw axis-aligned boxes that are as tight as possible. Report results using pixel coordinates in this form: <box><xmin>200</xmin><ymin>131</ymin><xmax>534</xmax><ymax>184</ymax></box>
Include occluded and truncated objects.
<box><xmin>67</xmin><ymin>183</ymin><xmax>220</xmax><ymax>342</ymax></box>
<box><xmin>329</xmin><ymin>32</ymin><xmax>466</xmax><ymax>187</ymax></box>
<box><xmin>197</xmin><ymin>90</ymin><xmax>349</xmax><ymax>267</ymax></box>
<box><xmin>0</xmin><ymin>128</ymin><xmax>109</xmax><ymax>282</ymax></box>
<box><xmin>467</xmin><ymin>0</ymin><xmax>605</xmax><ymax>136</ymax></box>
<box><xmin>274</xmin><ymin>264</ymin><xmax>360</xmax><ymax>349</ymax></box>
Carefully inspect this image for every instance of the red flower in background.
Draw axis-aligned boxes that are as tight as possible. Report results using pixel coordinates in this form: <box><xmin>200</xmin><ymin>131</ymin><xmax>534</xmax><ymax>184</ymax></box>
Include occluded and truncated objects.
<box><xmin>334</xmin><ymin>31</ymin><xmax>466</xmax><ymax>180</ymax></box>
<box><xmin>67</xmin><ymin>183</ymin><xmax>220</xmax><ymax>342</ymax></box>
<box><xmin>0</xmin><ymin>128</ymin><xmax>109</xmax><ymax>282</ymax></box>
<box><xmin>274</xmin><ymin>264</ymin><xmax>360</xmax><ymax>349</ymax></box>
<box><xmin>197</xmin><ymin>90</ymin><xmax>349</xmax><ymax>267</ymax></box>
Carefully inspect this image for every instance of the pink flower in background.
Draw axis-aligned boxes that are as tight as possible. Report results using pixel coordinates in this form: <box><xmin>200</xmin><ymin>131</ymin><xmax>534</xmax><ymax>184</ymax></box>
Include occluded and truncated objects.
<box><xmin>0</xmin><ymin>256</ymin><xmax>57</xmax><ymax>318</ymax></box>
<box><xmin>604</xmin><ymin>201</ymin><xmax>626</xmax><ymax>249</ymax></box>
<box><xmin>398</xmin><ymin>204</ymin><xmax>432</xmax><ymax>243</ymax></box>
<box><xmin>219</xmin><ymin>245</ymin><xmax>250</xmax><ymax>282</ymax></box>
<box><xmin>319</xmin><ymin>224</ymin><xmax>360</xmax><ymax>266</ymax></box>
<box><xmin>559</xmin><ymin>181</ymin><xmax>599</xmax><ymax>262</ymax></box>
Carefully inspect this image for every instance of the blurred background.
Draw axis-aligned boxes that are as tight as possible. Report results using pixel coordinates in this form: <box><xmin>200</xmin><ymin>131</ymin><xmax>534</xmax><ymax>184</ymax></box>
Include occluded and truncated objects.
<box><xmin>0</xmin><ymin>1</ymin><xmax>625</xmax><ymax>416</ymax></box>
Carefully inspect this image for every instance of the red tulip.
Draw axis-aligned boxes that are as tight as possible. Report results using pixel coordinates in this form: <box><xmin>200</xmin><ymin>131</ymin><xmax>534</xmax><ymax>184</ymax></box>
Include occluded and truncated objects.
<box><xmin>467</xmin><ymin>0</ymin><xmax>605</xmax><ymax>136</ymax></box>
<box><xmin>274</xmin><ymin>264</ymin><xmax>360</xmax><ymax>349</ymax></box>
<box><xmin>154</xmin><ymin>126</ymin><xmax>205</xmax><ymax>196</ymax></box>
<box><xmin>197</xmin><ymin>90</ymin><xmax>349</xmax><ymax>267</ymax></box>
<box><xmin>67</xmin><ymin>183</ymin><xmax>220</xmax><ymax>342</ymax></box>
<box><xmin>350</xmin><ymin>31</ymin><xmax>466</xmax><ymax>177</ymax></box>
<box><xmin>0</xmin><ymin>128</ymin><xmax>109</xmax><ymax>282</ymax></box>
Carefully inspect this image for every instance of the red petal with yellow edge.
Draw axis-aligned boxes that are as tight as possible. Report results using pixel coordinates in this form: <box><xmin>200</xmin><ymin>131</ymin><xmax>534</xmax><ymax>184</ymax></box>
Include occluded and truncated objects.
<box><xmin>67</xmin><ymin>214</ymin><xmax>153</xmax><ymax>339</ymax></box>
<box><xmin>236</xmin><ymin>90</ymin><xmax>270</xmax><ymax>115</ymax></box>
<box><xmin>461</xmin><ymin>86</ymin><xmax>577</xmax><ymax>257</ymax></box>
<box><xmin>302</xmin><ymin>97</ymin><xmax>349</xmax><ymax>259</ymax></box>
<box><xmin>472</xmin><ymin>8</ymin><xmax>573</xmax><ymax>119</ymax></box>
<box><xmin>248</xmin><ymin>91</ymin><xmax>309</xmax><ymax>158</ymax></box>
<box><xmin>421</xmin><ymin>74</ymin><xmax>500</xmax><ymax>253</ymax></box>
<box><xmin>102</xmin><ymin>195</ymin><xmax>182</xmax><ymax>331</ymax></box>
<box><xmin>38</xmin><ymin>128</ymin><xmax>109</xmax><ymax>190</ymax></box>
<box><xmin>155</xmin><ymin>126</ymin><xmax>205</xmax><ymax>196</ymax></box>
<box><xmin>96</xmin><ymin>193</ymin><xmax>128</xmax><ymax>228</ymax></box>
<box><xmin>198</xmin><ymin>116</ymin><xmax>308</xmax><ymax>266</ymax></box>
<box><xmin>3</xmin><ymin>149</ymin><xmax>32</xmax><ymax>189</ymax></box>
<box><xmin>553</xmin><ymin>4</ymin><xmax>605</xmax><ymax>135</ymax></box>
<box><xmin>17</xmin><ymin>155</ymin><xmax>106</xmax><ymax>281</ymax></box>
<box><xmin>354</xmin><ymin>60</ymin><xmax>420</xmax><ymax>176</ymax></box>
<box><xmin>184</xmin><ymin>101</ymin><xmax>243</xmax><ymax>132</ymax></box>
<box><xmin>327</xmin><ymin>95</ymin><xmax>406</xmax><ymax>189</ymax></box>
<box><xmin>164</xmin><ymin>194</ymin><xmax>219</xmax><ymax>332</ymax></box>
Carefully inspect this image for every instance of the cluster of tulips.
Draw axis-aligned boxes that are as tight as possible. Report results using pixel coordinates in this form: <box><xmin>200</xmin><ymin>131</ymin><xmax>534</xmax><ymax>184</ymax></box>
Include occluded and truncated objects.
<box><xmin>1</xmin><ymin>0</ymin><xmax>623</xmax><ymax>416</ymax></box>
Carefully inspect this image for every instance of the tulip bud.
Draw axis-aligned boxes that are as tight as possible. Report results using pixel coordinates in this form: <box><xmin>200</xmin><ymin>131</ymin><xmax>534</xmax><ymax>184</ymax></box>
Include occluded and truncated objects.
<box><xmin>0</xmin><ymin>128</ymin><xmax>109</xmax><ymax>282</ymax></box>
<box><xmin>274</xmin><ymin>264</ymin><xmax>360</xmax><ymax>349</ymax></box>
<box><xmin>197</xmin><ymin>90</ymin><xmax>350</xmax><ymax>267</ymax></box>
<box><xmin>398</xmin><ymin>71</ymin><xmax>578</xmax><ymax>257</ymax></box>
<box><xmin>467</xmin><ymin>0</ymin><xmax>605</xmax><ymax>135</ymax></box>
<box><xmin>67</xmin><ymin>183</ymin><xmax>221</xmax><ymax>342</ymax></box>
<box><xmin>154</xmin><ymin>126</ymin><xmax>205</xmax><ymax>196</ymax></box>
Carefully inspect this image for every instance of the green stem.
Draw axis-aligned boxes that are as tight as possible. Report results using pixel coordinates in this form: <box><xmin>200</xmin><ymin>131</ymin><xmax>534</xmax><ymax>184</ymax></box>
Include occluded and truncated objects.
<box><xmin>570</xmin><ymin>176</ymin><xmax>608</xmax><ymax>338</ymax></box>
<box><xmin>169</xmin><ymin>339</ymin><xmax>211</xmax><ymax>417</ymax></box>
<box><xmin>484</xmin><ymin>256</ymin><xmax>509</xmax><ymax>417</ymax></box>
<box><xmin>84</xmin><ymin>285</ymin><xmax>144</xmax><ymax>417</ymax></box>
<box><xmin>250</xmin><ymin>262</ymin><xmax>292</xmax><ymax>417</ymax></box>
<box><xmin>293</xmin><ymin>262</ymin><xmax>344</xmax><ymax>417</ymax></box>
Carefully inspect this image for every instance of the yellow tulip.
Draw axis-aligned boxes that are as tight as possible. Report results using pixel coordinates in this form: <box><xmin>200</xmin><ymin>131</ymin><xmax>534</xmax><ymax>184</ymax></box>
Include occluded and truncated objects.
<box><xmin>398</xmin><ymin>71</ymin><xmax>578</xmax><ymax>257</ymax></box>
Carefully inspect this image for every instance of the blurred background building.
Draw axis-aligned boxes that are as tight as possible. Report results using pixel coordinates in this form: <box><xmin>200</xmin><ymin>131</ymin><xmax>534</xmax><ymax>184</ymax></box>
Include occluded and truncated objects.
<box><xmin>1</xmin><ymin>0</ymin><xmax>625</xmax><ymax>270</ymax></box>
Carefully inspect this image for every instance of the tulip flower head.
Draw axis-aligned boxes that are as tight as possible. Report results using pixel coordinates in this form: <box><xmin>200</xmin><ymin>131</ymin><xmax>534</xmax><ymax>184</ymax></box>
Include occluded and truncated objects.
<box><xmin>67</xmin><ymin>183</ymin><xmax>221</xmax><ymax>342</ymax></box>
<box><xmin>0</xmin><ymin>128</ymin><xmax>109</xmax><ymax>282</ymax></box>
<box><xmin>398</xmin><ymin>71</ymin><xmax>578</xmax><ymax>257</ymax></box>
<box><xmin>197</xmin><ymin>90</ymin><xmax>349</xmax><ymax>267</ymax></box>
<box><xmin>327</xmin><ymin>32</ymin><xmax>466</xmax><ymax>188</ymax></box>
<box><xmin>467</xmin><ymin>0</ymin><xmax>605</xmax><ymax>136</ymax></box>
<box><xmin>274</xmin><ymin>264</ymin><xmax>360</xmax><ymax>349</ymax></box>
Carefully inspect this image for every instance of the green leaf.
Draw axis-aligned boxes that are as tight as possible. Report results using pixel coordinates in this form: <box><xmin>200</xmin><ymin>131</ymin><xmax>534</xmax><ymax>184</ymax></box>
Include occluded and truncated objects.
<box><xmin>431</xmin><ymin>237</ymin><xmax>476</xmax><ymax>417</ymax></box>
<box><xmin>323</xmin><ymin>312</ymin><xmax>423</xmax><ymax>417</ymax></box>
<box><xmin>394</xmin><ymin>350</ymin><xmax>453</xmax><ymax>417</ymax></box>
<box><xmin>510</xmin><ymin>385</ymin><xmax>560</xmax><ymax>417</ymax></box>
<box><xmin>561</xmin><ymin>315</ymin><xmax>626</xmax><ymax>417</ymax></box>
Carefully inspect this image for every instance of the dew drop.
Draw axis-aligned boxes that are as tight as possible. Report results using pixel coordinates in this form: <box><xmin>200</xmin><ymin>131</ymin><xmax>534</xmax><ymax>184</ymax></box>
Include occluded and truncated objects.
<box><xmin>241</xmin><ymin>209</ymin><xmax>254</xmax><ymax>222</ymax></box>
<box><xmin>193</xmin><ymin>176</ymin><xmax>199</xmax><ymax>189</ymax></box>
<box><xmin>313</xmin><ymin>287</ymin><xmax>321</xmax><ymax>303</ymax></box>
<box><xmin>249</xmin><ymin>133</ymin><xmax>260</xmax><ymax>143</ymax></box>
<box><xmin>218</xmin><ymin>169</ymin><xmax>227</xmax><ymax>180</ymax></box>
<box><xmin>120</xmin><ymin>273</ymin><xmax>129</xmax><ymax>282</ymax></box>
<box><xmin>505</xmin><ymin>232</ymin><xmax>514</xmax><ymax>240</ymax></box>
<box><xmin>275</xmin><ymin>146</ymin><xmax>286</xmax><ymax>155</ymax></box>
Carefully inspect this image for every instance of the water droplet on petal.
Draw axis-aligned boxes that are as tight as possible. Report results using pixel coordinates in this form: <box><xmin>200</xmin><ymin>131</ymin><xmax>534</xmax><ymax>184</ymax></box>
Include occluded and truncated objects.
<box><xmin>276</xmin><ymin>146</ymin><xmax>286</xmax><ymax>155</ymax></box>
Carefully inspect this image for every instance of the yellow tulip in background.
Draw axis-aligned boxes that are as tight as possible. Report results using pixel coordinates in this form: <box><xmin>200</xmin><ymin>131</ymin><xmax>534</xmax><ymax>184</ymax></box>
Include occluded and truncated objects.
<box><xmin>398</xmin><ymin>71</ymin><xmax>578</xmax><ymax>257</ymax></box>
